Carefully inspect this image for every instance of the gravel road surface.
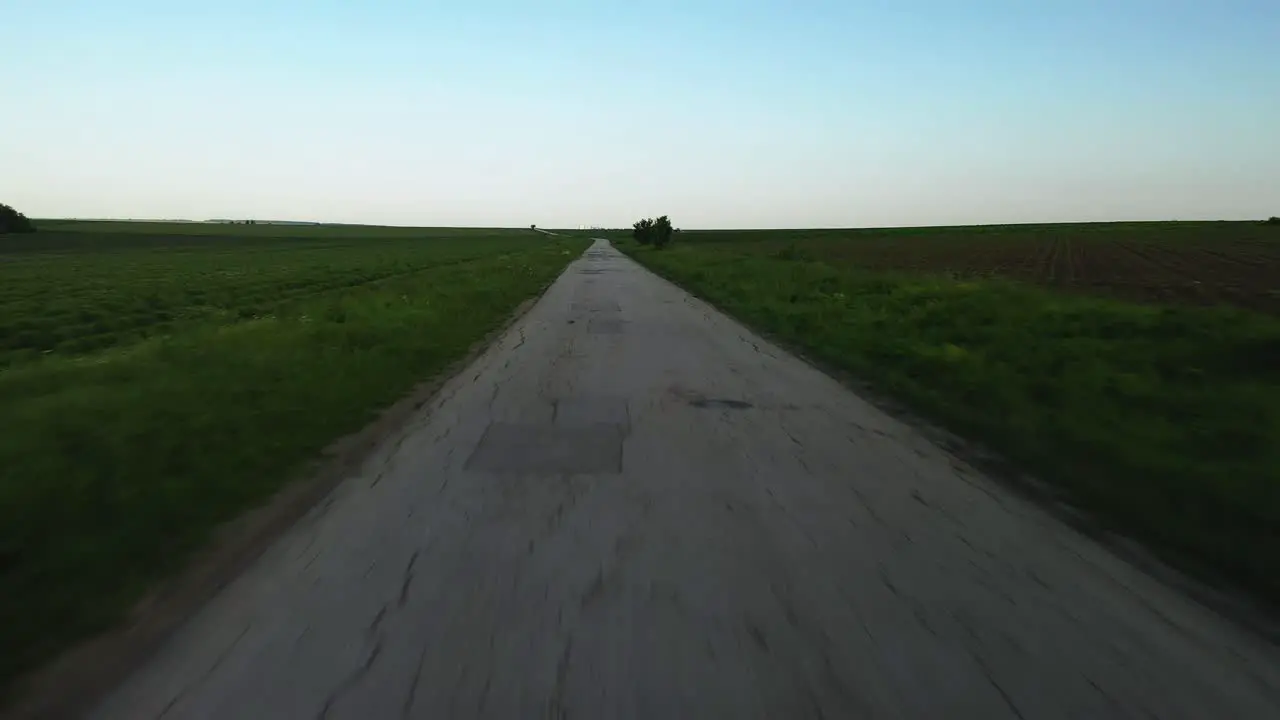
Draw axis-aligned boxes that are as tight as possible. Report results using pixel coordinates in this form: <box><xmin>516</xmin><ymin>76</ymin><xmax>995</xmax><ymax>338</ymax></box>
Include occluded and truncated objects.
<box><xmin>92</xmin><ymin>240</ymin><xmax>1280</xmax><ymax>719</ymax></box>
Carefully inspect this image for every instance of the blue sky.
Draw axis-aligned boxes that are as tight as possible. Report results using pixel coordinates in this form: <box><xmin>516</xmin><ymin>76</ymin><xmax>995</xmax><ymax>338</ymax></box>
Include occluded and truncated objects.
<box><xmin>4</xmin><ymin>1</ymin><xmax>1277</xmax><ymax>228</ymax></box>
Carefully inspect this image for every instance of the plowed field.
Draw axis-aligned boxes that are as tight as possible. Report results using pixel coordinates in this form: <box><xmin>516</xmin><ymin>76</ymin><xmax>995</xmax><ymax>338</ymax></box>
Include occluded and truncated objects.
<box><xmin>662</xmin><ymin>222</ymin><xmax>1280</xmax><ymax>313</ymax></box>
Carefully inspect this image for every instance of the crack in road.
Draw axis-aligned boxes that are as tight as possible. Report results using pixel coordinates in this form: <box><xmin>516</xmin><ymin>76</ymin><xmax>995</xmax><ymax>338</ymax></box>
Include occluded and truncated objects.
<box><xmin>400</xmin><ymin>645</ymin><xmax>430</xmax><ymax>719</ymax></box>
<box><xmin>398</xmin><ymin>551</ymin><xmax>420</xmax><ymax>609</ymax></box>
<box><xmin>156</xmin><ymin>624</ymin><xmax>252</xmax><ymax>719</ymax></box>
<box><xmin>317</xmin><ymin>640</ymin><xmax>384</xmax><ymax>720</ymax></box>
<box><xmin>546</xmin><ymin>634</ymin><xmax>575</xmax><ymax>719</ymax></box>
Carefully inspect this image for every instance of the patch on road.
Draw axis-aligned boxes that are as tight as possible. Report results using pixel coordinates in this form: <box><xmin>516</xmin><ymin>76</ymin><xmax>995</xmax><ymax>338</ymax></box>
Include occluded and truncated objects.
<box><xmin>554</xmin><ymin>396</ymin><xmax>631</xmax><ymax>430</ymax></box>
<box><xmin>587</xmin><ymin>318</ymin><xmax>626</xmax><ymax>335</ymax></box>
<box><xmin>690</xmin><ymin>398</ymin><xmax>754</xmax><ymax>410</ymax></box>
<box><xmin>571</xmin><ymin>300</ymin><xmax>621</xmax><ymax>313</ymax></box>
<box><xmin>465</xmin><ymin>423</ymin><xmax>624</xmax><ymax>474</ymax></box>
<box><xmin>669</xmin><ymin>385</ymin><xmax>754</xmax><ymax>410</ymax></box>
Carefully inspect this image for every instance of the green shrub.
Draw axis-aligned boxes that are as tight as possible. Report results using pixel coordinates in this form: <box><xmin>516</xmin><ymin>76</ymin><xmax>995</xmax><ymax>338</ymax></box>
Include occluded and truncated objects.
<box><xmin>0</xmin><ymin>203</ymin><xmax>36</xmax><ymax>234</ymax></box>
<box><xmin>632</xmin><ymin>215</ymin><xmax>675</xmax><ymax>248</ymax></box>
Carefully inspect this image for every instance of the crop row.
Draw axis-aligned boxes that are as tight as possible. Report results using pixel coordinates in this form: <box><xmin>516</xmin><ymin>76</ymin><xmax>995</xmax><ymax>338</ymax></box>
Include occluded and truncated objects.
<box><xmin>663</xmin><ymin>222</ymin><xmax>1280</xmax><ymax>314</ymax></box>
<box><xmin>0</xmin><ymin>233</ymin><xmax>547</xmax><ymax>364</ymax></box>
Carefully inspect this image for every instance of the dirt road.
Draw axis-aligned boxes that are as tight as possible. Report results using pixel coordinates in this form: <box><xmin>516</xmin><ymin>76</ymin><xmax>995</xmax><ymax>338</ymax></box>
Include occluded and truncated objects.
<box><xmin>91</xmin><ymin>240</ymin><xmax>1280</xmax><ymax>718</ymax></box>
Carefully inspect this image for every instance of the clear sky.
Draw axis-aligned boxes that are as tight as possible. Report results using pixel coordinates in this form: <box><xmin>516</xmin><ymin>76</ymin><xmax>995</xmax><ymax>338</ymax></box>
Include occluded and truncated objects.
<box><xmin>4</xmin><ymin>1</ymin><xmax>1278</xmax><ymax>229</ymax></box>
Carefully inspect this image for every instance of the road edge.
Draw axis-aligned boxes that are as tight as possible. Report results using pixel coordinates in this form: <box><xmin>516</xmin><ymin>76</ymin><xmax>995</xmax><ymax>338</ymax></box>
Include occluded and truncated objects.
<box><xmin>4</xmin><ymin>270</ymin><xmax>570</xmax><ymax>720</ymax></box>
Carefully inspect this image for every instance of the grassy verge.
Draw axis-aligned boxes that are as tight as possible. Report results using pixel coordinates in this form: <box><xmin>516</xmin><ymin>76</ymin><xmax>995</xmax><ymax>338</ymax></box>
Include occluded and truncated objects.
<box><xmin>0</xmin><ymin>234</ymin><xmax>587</xmax><ymax>691</ymax></box>
<box><xmin>620</xmin><ymin>240</ymin><xmax>1280</xmax><ymax>606</ymax></box>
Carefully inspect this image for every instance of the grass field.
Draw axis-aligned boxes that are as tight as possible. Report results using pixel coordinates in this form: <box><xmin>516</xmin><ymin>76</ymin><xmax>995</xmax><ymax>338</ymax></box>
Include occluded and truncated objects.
<box><xmin>0</xmin><ymin>225</ymin><xmax>550</xmax><ymax>365</ymax></box>
<box><xmin>0</xmin><ymin>223</ymin><xmax>588</xmax><ymax>692</ymax></box>
<box><xmin>616</xmin><ymin>222</ymin><xmax>1280</xmax><ymax>607</ymax></box>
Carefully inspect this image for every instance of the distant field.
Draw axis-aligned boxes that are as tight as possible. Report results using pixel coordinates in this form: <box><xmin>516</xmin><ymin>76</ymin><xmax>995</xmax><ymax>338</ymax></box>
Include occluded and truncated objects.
<box><xmin>618</xmin><ymin>221</ymin><xmax>1280</xmax><ymax>608</ymax></box>
<box><xmin>636</xmin><ymin>222</ymin><xmax>1280</xmax><ymax>314</ymax></box>
<box><xmin>0</xmin><ymin>223</ymin><xmax>588</xmax><ymax>693</ymax></box>
<box><xmin>30</xmin><ymin>220</ymin><xmax>515</xmax><ymax>238</ymax></box>
<box><xmin>0</xmin><ymin>226</ymin><xmax>548</xmax><ymax>365</ymax></box>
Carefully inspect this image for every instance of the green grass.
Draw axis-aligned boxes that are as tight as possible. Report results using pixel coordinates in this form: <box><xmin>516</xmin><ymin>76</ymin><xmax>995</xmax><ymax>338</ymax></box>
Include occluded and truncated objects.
<box><xmin>619</xmin><ymin>234</ymin><xmax>1280</xmax><ymax>607</ymax></box>
<box><xmin>0</xmin><ymin>224</ymin><xmax>588</xmax><ymax>691</ymax></box>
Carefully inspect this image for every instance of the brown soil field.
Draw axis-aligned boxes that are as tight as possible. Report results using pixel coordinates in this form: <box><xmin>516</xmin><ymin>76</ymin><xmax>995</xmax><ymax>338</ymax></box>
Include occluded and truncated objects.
<box><xmin>668</xmin><ymin>221</ymin><xmax>1280</xmax><ymax>313</ymax></box>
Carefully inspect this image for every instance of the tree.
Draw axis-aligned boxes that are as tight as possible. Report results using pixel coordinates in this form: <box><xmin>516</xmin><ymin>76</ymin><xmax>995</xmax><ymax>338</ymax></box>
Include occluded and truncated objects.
<box><xmin>0</xmin><ymin>203</ymin><xmax>36</xmax><ymax>234</ymax></box>
<box><xmin>1266</xmin><ymin>216</ymin><xmax>1280</xmax><ymax>226</ymax></box>
<box><xmin>531</xmin><ymin>223</ymin><xmax>537</xmax><ymax>230</ymax></box>
<box><xmin>632</xmin><ymin>216</ymin><xmax>675</xmax><ymax>248</ymax></box>
<box><xmin>633</xmin><ymin>217</ymin><xmax>655</xmax><ymax>245</ymax></box>
<box><xmin>652</xmin><ymin>215</ymin><xmax>674</xmax><ymax>248</ymax></box>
